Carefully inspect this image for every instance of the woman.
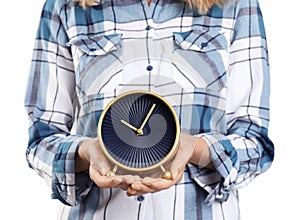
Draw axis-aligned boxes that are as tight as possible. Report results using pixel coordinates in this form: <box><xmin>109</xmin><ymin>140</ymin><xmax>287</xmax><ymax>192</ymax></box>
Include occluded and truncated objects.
<box><xmin>25</xmin><ymin>0</ymin><xmax>274</xmax><ymax>219</ymax></box>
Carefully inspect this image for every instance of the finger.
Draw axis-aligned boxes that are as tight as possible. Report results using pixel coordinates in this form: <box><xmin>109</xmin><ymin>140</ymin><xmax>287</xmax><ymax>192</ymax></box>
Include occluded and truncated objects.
<box><xmin>141</xmin><ymin>177</ymin><xmax>175</xmax><ymax>191</ymax></box>
<box><xmin>90</xmin><ymin>165</ymin><xmax>122</xmax><ymax>188</ymax></box>
<box><xmin>119</xmin><ymin>183</ymin><xmax>130</xmax><ymax>191</ymax></box>
<box><xmin>119</xmin><ymin>175</ymin><xmax>141</xmax><ymax>191</ymax></box>
<box><xmin>171</xmin><ymin>170</ymin><xmax>184</xmax><ymax>184</ymax></box>
<box><xmin>121</xmin><ymin>175</ymin><xmax>141</xmax><ymax>185</ymax></box>
<box><xmin>127</xmin><ymin>182</ymin><xmax>155</xmax><ymax>196</ymax></box>
<box><xmin>126</xmin><ymin>186</ymin><xmax>137</xmax><ymax>197</ymax></box>
<box><xmin>129</xmin><ymin>174</ymin><xmax>184</xmax><ymax>195</ymax></box>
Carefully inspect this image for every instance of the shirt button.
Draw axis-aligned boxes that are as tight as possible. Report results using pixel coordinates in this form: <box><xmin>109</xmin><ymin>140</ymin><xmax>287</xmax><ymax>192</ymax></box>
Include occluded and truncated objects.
<box><xmin>137</xmin><ymin>195</ymin><xmax>145</xmax><ymax>202</ymax></box>
<box><xmin>201</xmin><ymin>42</ymin><xmax>208</xmax><ymax>49</ymax></box>
<box><xmin>145</xmin><ymin>25</ymin><xmax>152</xmax><ymax>31</ymax></box>
<box><xmin>146</xmin><ymin>65</ymin><xmax>153</xmax><ymax>71</ymax></box>
<box><xmin>90</xmin><ymin>47</ymin><xmax>97</xmax><ymax>51</ymax></box>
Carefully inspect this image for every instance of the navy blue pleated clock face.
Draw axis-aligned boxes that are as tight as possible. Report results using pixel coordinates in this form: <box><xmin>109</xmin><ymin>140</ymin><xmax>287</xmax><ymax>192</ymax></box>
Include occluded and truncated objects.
<box><xmin>98</xmin><ymin>91</ymin><xmax>180</xmax><ymax>178</ymax></box>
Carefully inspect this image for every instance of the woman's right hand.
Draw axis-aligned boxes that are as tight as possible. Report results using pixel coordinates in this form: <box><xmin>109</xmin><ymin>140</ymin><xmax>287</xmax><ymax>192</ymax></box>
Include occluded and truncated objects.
<box><xmin>76</xmin><ymin>138</ymin><xmax>140</xmax><ymax>190</ymax></box>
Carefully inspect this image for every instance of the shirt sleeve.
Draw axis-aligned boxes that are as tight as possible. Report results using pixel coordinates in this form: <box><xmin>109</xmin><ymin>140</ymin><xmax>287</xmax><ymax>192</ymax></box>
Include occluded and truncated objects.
<box><xmin>188</xmin><ymin>0</ymin><xmax>274</xmax><ymax>203</ymax></box>
<box><xmin>24</xmin><ymin>0</ymin><xmax>93</xmax><ymax>206</ymax></box>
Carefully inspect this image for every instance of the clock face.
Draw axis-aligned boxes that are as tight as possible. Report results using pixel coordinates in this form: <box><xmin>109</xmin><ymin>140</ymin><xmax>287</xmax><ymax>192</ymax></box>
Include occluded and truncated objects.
<box><xmin>98</xmin><ymin>91</ymin><xmax>179</xmax><ymax>171</ymax></box>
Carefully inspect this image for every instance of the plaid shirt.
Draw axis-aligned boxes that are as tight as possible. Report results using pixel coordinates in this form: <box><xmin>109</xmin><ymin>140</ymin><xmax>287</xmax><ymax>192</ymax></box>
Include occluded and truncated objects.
<box><xmin>25</xmin><ymin>0</ymin><xmax>274</xmax><ymax>219</ymax></box>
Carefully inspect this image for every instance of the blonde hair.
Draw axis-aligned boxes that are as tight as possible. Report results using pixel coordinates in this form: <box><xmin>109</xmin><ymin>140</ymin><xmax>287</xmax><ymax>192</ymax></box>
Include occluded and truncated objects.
<box><xmin>181</xmin><ymin>0</ymin><xmax>226</xmax><ymax>13</ymax></box>
<box><xmin>76</xmin><ymin>0</ymin><xmax>227</xmax><ymax>14</ymax></box>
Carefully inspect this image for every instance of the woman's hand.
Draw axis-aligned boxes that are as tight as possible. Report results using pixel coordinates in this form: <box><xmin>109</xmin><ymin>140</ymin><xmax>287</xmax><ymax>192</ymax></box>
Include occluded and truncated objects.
<box><xmin>76</xmin><ymin>134</ymin><xmax>213</xmax><ymax>196</ymax></box>
<box><xmin>76</xmin><ymin>138</ymin><xmax>141</xmax><ymax>190</ymax></box>
<box><xmin>127</xmin><ymin>133</ymin><xmax>213</xmax><ymax>196</ymax></box>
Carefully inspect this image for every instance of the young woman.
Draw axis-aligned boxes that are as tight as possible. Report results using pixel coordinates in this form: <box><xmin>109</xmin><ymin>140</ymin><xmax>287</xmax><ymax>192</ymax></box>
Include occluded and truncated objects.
<box><xmin>25</xmin><ymin>0</ymin><xmax>274</xmax><ymax>219</ymax></box>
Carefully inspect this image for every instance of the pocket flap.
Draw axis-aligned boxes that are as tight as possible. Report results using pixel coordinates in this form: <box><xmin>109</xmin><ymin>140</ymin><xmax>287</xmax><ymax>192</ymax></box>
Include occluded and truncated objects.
<box><xmin>67</xmin><ymin>33</ymin><xmax>122</xmax><ymax>56</ymax></box>
<box><xmin>173</xmin><ymin>29</ymin><xmax>228</xmax><ymax>52</ymax></box>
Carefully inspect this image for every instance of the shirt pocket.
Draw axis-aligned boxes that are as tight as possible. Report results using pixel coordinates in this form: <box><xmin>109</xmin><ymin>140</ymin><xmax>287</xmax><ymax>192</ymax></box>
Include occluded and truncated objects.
<box><xmin>173</xmin><ymin>29</ymin><xmax>229</xmax><ymax>91</ymax></box>
<box><xmin>67</xmin><ymin>33</ymin><xmax>122</xmax><ymax>93</ymax></box>
<box><xmin>171</xmin><ymin>29</ymin><xmax>228</xmax><ymax>134</ymax></box>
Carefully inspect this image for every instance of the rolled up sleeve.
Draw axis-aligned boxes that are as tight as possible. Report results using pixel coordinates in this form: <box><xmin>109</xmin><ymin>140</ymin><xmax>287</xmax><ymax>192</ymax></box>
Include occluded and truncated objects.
<box><xmin>25</xmin><ymin>0</ymin><xmax>93</xmax><ymax>206</ymax></box>
<box><xmin>189</xmin><ymin>0</ymin><xmax>274</xmax><ymax>203</ymax></box>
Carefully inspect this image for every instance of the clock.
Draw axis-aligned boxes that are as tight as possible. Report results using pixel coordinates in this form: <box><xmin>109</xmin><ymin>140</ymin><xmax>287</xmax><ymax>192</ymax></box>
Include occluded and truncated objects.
<box><xmin>97</xmin><ymin>90</ymin><xmax>180</xmax><ymax>179</ymax></box>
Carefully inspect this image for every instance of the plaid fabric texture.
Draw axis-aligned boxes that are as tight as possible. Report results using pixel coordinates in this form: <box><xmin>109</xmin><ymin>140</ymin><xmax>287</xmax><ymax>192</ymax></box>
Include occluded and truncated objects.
<box><xmin>25</xmin><ymin>0</ymin><xmax>274</xmax><ymax>219</ymax></box>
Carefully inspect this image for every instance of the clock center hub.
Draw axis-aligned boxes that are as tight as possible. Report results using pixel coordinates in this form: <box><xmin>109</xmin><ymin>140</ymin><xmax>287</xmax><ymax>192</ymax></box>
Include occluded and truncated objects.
<box><xmin>136</xmin><ymin>128</ymin><xmax>144</xmax><ymax>136</ymax></box>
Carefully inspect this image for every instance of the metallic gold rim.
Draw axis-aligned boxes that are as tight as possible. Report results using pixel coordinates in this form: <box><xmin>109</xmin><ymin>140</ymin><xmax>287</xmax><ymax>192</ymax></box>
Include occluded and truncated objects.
<box><xmin>97</xmin><ymin>90</ymin><xmax>180</xmax><ymax>173</ymax></box>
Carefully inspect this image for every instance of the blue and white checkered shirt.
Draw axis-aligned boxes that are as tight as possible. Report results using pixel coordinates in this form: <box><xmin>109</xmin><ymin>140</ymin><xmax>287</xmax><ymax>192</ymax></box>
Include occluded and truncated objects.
<box><xmin>25</xmin><ymin>0</ymin><xmax>274</xmax><ymax>219</ymax></box>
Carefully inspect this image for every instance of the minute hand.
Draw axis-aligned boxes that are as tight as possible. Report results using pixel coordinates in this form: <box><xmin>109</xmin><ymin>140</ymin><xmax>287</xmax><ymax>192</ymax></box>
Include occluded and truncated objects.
<box><xmin>137</xmin><ymin>103</ymin><xmax>156</xmax><ymax>136</ymax></box>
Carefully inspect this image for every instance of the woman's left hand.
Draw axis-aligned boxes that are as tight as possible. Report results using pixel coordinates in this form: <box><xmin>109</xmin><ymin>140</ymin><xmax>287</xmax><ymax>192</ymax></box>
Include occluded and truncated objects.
<box><xmin>126</xmin><ymin>133</ymin><xmax>199</xmax><ymax>196</ymax></box>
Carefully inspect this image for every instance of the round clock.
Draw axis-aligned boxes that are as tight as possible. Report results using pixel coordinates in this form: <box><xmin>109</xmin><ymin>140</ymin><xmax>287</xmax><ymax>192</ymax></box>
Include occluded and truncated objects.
<box><xmin>97</xmin><ymin>90</ymin><xmax>180</xmax><ymax>179</ymax></box>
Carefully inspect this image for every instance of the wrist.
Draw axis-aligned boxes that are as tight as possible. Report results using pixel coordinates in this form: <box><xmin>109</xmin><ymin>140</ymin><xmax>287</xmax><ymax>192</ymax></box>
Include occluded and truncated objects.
<box><xmin>75</xmin><ymin>141</ymin><xmax>90</xmax><ymax>173</ymax></box>
<box><xmin>189</xmin><ymin>137</ymin><xmax>214</xmax><ymax>170</ymax></box>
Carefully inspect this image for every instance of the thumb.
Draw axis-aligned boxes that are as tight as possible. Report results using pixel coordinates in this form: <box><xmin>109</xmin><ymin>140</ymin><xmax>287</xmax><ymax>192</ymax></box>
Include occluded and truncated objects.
<box><xmin>82</xmin><ymin>138</ymin><xmax>112</xmax><ymax>175</ymax></box>
<box><xmin>90</xmin><ymin>155</ymin><xmax>111</xmax><ymax>175</ymax></box>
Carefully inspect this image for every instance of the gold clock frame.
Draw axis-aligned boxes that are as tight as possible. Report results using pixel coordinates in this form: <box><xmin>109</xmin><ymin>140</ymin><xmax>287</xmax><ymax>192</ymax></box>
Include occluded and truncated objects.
<box><xmin>97</xmin><ymin>90</ymin><xmax>180</xmax><ymax>179</ymax></box>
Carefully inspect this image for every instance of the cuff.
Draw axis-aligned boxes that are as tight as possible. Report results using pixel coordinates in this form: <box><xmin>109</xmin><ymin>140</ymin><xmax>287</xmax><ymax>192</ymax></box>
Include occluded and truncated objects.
<box><xmin>51</xmin><ymin>136</ymin><xmax>93</xmax><ymax>206</ymax></box>
<box><xmin>188</xmin><ymin>133</ymin><xmax>239</xmax><ymax>204</ymax></box>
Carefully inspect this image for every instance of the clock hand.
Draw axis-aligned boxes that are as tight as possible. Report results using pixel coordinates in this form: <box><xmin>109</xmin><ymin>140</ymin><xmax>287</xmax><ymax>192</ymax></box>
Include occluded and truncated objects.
<box><xmin>120</xmin><ymin>120</ymin><xmax>138</xmax><ymax>132</ymax></box>
<box><xmin>137</xmin><ymin>103</ymin><xmax>156</xmax><ymax>136</ymax></box>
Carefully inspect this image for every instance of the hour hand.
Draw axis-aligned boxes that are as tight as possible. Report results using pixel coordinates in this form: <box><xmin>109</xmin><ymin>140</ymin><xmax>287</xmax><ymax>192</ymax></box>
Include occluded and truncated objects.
<box><xmin>120</xmin><ymin>120</ymin><xmax>139</xmax><ymax>132</ymax></box>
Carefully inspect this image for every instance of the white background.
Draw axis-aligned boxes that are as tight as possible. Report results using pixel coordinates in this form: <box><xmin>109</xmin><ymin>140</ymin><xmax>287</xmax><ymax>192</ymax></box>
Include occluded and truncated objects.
<box><xmin>0</xmin><ymin>0</ymin><xmax>298</xmax><ymax>219</ymax></box>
